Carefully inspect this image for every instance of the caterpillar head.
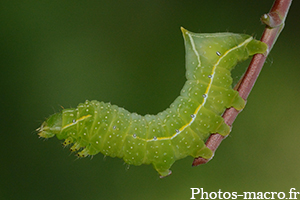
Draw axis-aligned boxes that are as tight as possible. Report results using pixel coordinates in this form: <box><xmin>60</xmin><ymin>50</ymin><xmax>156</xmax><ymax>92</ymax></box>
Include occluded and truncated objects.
<box><xmin>37</xmin><ymin>113</ymin><xmax>62</xmax><ymax>139</ymax></box>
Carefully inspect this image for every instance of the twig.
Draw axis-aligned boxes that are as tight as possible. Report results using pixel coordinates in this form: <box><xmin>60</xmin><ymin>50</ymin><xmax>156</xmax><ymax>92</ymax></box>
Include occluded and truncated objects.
<box><xmin>192</xmin><ymin>0</ymin><xmax>292</xmax><ymax>167</ymax></box>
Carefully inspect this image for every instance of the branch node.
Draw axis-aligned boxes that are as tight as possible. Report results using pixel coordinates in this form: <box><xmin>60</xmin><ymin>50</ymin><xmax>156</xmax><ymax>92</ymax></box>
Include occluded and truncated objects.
<box><xmin>261</xmin><ymin>12</ymin><xmax>283</xmax><ymax>28</ymax></box>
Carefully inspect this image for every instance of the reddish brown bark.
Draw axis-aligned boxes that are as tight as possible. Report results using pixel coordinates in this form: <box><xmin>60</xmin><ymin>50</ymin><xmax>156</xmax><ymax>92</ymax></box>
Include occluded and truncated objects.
<box><xmin>192</xmin><ymin>0</ymin><xmax>292</xmax><ymax>167</ymax></box>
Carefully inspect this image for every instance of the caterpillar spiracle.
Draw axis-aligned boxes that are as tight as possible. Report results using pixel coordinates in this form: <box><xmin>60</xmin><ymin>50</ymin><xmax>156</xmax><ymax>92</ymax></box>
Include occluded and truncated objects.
<box><xmin>37</xmin><ymin>27</ymin><xmax>267</xmax><ymax>177</ymax></box>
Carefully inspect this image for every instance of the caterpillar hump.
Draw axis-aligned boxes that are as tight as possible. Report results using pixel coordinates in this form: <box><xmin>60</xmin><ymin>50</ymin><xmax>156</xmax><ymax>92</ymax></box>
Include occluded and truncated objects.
<box><xmin>37</xmin><ymin>28</ymin><xmax>267</xmax><ymax>177</ymax></box>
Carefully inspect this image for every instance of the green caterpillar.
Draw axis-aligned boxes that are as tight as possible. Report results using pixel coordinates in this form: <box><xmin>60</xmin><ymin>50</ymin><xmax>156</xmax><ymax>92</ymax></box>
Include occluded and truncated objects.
<box><xmin>37</xmin><ymin>27</ymin><xmax>267</xmax><ymax>177</ymax></box>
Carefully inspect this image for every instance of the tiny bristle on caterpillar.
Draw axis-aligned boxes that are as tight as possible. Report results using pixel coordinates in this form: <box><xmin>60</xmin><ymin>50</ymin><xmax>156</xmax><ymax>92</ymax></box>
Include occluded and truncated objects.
<box><xmin>37</xmin><ymin>27</ymin><xmax>267</xmax><ymax>177</ymax></box>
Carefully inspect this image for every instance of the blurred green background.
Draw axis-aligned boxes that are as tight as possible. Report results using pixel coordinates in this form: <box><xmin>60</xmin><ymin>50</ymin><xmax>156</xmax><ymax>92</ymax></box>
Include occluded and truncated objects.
<box><xmin>1</xmin><ymin>1</ymin><xmax>299</xmax><ymax>199</ymax></box>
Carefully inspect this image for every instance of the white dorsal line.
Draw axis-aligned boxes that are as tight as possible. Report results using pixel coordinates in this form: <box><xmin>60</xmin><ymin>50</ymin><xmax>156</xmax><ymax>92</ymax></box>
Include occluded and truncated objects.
<box><xmin>62</xmin><ymin>114</ymin><xmax>92</xmax><ymax>130</ymax></box>
<box><xmin>143</xmin><ymin>33</ymin><xmax>253</xmax><ymax>142</ymax></box>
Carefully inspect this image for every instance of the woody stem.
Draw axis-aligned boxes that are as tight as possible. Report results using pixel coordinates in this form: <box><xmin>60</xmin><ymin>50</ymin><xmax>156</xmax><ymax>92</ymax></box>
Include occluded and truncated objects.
<box><xmin>192</xmin><ymin>0</ymin><xmax>292</xmax><ymax>167</ymax></box>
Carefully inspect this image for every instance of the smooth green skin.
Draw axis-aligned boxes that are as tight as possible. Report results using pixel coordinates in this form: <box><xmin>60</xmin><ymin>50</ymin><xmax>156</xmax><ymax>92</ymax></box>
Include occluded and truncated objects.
<box><xmin>38</xmin><ymin>28</ymin><xmax>267</xmax><ymax>177</ymax></box>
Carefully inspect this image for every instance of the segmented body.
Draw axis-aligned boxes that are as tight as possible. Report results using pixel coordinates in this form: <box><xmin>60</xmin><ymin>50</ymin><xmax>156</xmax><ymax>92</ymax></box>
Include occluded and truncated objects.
<box><xmin>37</xmin><ymin>28</ymin><xmax>267</xmax><ymax>177</ymax></box>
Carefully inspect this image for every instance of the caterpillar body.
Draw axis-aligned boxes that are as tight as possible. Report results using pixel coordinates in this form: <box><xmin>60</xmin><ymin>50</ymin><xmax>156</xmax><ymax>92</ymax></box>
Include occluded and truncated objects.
<box><xmin>37</xmin><ymin>28</ymin><xmax>267</xmax><ymax>177</ymax></box>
